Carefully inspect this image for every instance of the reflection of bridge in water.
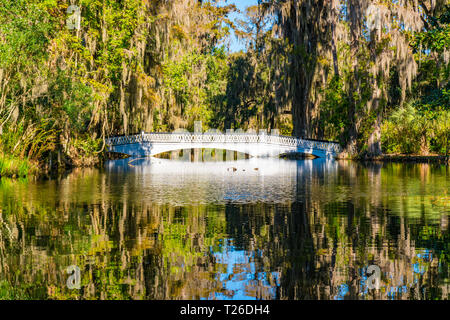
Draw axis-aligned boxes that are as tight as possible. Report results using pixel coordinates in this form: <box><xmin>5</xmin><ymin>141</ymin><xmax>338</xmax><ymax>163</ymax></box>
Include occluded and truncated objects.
<box><xmin>105</xmin><ymin>157</ymin><xmax>339</xmax><ymax>205</ymax></box>
<box><xmin>106</xmin><ymin>131</ymin><xmax>342</xmax><ymax>159</ymax></box>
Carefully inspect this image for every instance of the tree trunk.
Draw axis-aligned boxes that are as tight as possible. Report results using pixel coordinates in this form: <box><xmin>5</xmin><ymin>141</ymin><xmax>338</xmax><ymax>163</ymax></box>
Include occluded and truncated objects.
<box><xmin>292</xmin><ymin>84</ymin><xmax>312</xmax><ymax>138</ymax></box>
<box><xmin>344</xmin><ymin>74</ymin><xmax>359</xmax><ymax>156</ymax></box>
<box><xmin>279</xmin><ymin>1</ymin><xmax>326</xmax><ymax>139</ymax></box>
<box><xmin>420</xmin><ymin>134</ymin><xmax>429</xmax><ymax>155</ymax></box>
<box><xmin>331</xmin><ymin>0</ymin><xmax>340</xmax><ymax>77</ymax></box>
<box><xmin>368</xmin><ymin>113</ymin><xmax>382</xmax><ymax>156</ymax></box>
<box><xmin>343</xmin><ymin>0</ymin><xmax>366</xmax><ymax>157</ymax></box>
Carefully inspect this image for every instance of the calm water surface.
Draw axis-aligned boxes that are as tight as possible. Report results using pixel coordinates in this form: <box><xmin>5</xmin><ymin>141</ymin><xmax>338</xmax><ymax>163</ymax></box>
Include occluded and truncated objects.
<box><xmin>0</xmin><ymin>156</ymin><xmax>448</xmax><ymax>300</ymax></box>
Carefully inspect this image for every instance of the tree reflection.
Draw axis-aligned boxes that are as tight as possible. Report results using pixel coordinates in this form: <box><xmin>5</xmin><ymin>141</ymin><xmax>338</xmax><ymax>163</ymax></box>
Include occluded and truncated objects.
<box><xmin>0</xmin><ymin>160</ymin><xmax>448</xmax><ymax>299</ymax></box>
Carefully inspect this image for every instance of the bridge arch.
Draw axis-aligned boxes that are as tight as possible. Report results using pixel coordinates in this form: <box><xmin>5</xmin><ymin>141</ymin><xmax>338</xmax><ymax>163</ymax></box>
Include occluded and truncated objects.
<box><xmin>145</xmin><ymin>143</ymin><xmax>257</xmax><ymax>158</ymax></box>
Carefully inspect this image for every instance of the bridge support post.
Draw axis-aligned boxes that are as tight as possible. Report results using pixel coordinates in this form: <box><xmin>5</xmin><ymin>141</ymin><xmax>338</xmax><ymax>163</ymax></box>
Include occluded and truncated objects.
<box><xmin>225</xmin><ymin>129</ymin><xmax>234</xmax><ymax>160</ymax></box>
<box><xmin>257</xmin><ymin>129</ymin><xmax>267</xmax><ymax>157</ymax></box>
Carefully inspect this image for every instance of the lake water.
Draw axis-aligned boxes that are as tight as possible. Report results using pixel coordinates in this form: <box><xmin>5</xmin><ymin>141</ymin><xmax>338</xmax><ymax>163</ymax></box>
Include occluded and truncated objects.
<box><xmin>0</xmin><ymin>156</ymin><xmax>448</xmax><ymax>300</ymax></box>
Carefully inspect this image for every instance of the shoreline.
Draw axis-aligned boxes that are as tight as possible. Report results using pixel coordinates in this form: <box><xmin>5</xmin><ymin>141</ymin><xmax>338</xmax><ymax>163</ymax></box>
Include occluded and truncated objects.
<box><xmin>353</xmin><ymin>154</ymin><xmax>450</xmax><ymax>164</ymax></box>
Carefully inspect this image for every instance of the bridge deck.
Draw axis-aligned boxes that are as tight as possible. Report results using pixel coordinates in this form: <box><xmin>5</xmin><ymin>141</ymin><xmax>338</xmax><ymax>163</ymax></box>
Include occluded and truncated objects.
<box><xmin>106</xmin><ymin>133</ymin><xmax>342</xmax><ymax>158</ymax></box>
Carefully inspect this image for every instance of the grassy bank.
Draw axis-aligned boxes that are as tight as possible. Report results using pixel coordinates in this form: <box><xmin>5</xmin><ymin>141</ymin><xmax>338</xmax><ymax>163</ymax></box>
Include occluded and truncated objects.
<box><xmin>0</xmin><ymin>155</ymin><xmax>39</xmax><ymax>178</ymax></box>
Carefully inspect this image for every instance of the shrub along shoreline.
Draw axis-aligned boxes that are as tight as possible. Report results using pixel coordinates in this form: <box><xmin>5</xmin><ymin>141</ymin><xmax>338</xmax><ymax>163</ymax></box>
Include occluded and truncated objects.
<box><xmin>0</xmin><ymin>155</ymin><xmax>39</xmax><ymax>178</ymax></box>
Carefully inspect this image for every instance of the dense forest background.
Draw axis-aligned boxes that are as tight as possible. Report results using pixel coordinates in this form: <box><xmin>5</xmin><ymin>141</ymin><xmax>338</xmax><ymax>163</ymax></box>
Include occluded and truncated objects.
<box><xmin>0</xmin><ymin>0</ymin><xmax>449</xmax><ymax>175</ymax></box>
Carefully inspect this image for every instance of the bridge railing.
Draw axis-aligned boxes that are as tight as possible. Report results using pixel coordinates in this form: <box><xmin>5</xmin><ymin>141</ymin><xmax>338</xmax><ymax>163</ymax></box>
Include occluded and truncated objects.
<box><xmin>106</xmin><ymin>133</ymin><xmax>342</xmax><ymax>154</ymax></box>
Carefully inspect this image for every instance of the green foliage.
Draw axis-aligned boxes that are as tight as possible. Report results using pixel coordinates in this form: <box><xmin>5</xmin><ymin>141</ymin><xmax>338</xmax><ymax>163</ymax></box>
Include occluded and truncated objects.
<box><xmin>162</xmin><ymin>46</ymin><xmax>229</xmax><ymax>129</ymax></box>
<box><xmin>381</xmin><ymin>104</ymin><xmax>449</xmax><ymax>155</ymax></box>
<box><xmin>318</xmin><ymin>76</ymin><xmax>349</xmax><ymax>142</ymax></box>
<box><xmin>0</xmin><ymin>0</ymin><xmax>53</xmax><ymax>68</ymax></box>
<box><xmin>0</xmin><ymin>281</ymin><xmax>31</xmax><ymax>300</ymax></box>
<box><xmin>163</xmin><ymin>52</ymin><xmax>203</xmax><ymax>106</ymax></box>
<box><xmin>72</xmin><ymin>135</ymin><xmax>102</xmax><ymax>157</ymax></box>
<box><xmin>0</xmin><ymin>154</ymin><xmax>37</xmax><ymax>178</ymax></box>
<box><xmin>413</xmin><ymin>5</ymin><xmax>450</xmax><ymax>53</ymax></box>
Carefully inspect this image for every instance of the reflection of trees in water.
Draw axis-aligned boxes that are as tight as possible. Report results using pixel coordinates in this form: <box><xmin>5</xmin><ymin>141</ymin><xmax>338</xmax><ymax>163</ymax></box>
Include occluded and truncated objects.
<box><xmin>0</xmin><ymin>162</ymin><xmax>448</xmax><ymax>299</ymax></box>
<box><xmin>289</xmin><ymin>161</ymin><xmax>450</xmax><ymax>300</ymax></box>
<box><xmin>225</xmin><ymin>161</ymin><xmax>449</xmax><ymax>300</ymax></box>
<box><xmin>0</xmin><ymin>198</ymin><xmax>228</xmax><ymax>299</ymax></box>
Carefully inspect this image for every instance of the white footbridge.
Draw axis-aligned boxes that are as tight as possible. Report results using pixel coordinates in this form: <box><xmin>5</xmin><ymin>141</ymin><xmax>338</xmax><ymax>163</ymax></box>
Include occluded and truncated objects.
<box><xmin>106</xmin><ymin>131</ymin><xmax>342</xmax><ymax>159</ymax></box>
